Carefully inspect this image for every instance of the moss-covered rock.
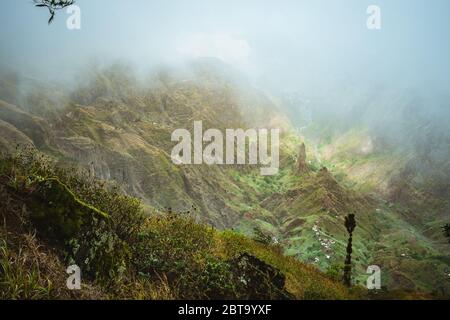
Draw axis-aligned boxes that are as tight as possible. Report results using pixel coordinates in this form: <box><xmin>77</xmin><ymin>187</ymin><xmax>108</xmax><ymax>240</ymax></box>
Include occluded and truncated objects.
<box><xmin>26</xmin><ymin>175</ymin><xmax>108</xmax><ymax>242</ymax></box>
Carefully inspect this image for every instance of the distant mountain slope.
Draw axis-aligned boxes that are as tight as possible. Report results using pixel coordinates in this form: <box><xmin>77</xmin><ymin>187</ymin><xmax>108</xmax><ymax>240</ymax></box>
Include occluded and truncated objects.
<box><xmin>0</xmin><ymin>62</ymin><xmax>289</xmax><ymax>228</ymax></box>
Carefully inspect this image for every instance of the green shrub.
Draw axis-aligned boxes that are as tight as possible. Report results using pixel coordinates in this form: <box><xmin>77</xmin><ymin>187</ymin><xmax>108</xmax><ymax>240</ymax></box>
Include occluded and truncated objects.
<box><xmin>0</xmin><ymin>149</ymin><xmax>144</xmax><ymax>285</ymax></box>
<box><xmin>252</xmin><ymin>226</ymin><xmax>273</xmax><ymax>245</ymax></box>
<box><xmin>134</xmin><ymin>213</ymin><xmax>223</xmax><ymax>298</ymax></box>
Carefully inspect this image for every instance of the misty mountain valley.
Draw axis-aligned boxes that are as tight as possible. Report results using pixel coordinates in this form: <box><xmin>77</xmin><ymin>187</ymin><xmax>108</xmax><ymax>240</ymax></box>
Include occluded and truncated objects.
<box><xmin>0</xmin><ymin>0</ymin><xmax>449</xmax><ymax>302</ymax></box>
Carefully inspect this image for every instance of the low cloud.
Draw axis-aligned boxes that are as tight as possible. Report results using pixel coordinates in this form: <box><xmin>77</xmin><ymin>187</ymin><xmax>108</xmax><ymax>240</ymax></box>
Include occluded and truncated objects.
<box><xmin>177</xmin><ymin>33</ymin><xmax>251</xmax><ymax>68</ymax></box>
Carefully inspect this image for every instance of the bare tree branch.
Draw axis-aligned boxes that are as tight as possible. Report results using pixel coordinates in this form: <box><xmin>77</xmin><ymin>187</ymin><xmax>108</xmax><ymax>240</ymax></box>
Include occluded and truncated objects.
<box><xmin>33</xmin><ymin>0</ymin><xmax>75</xmax><ymax>24</ymax></box>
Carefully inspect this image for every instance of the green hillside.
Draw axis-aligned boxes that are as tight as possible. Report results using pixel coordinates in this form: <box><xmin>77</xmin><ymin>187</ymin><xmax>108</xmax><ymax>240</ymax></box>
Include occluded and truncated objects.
<box><xmin>0</xmin><ymin>149</ymin><xmax>356</xmax><ymax>299</ymax></box>
<box><xmin>0</xmin><ymin>64</ymin><xmax>448</xmax><ymax>298</ymax></box>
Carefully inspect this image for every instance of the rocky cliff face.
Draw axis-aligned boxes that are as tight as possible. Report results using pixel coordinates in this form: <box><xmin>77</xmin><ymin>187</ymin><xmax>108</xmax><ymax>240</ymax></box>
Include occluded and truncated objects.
<box><xmin>0</xmin><ymin>64</ymin><xmax>288</xmax><ymax>229</ymax></box>
<box><xmin>297</xmin><ymin>142</ymin><xmax>308</xmax><ymax>174</ymax></box>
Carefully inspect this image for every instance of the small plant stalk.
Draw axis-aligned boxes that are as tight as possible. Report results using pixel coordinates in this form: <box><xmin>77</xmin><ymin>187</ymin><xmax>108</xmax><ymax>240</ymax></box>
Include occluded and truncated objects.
<box><xmin>343</xmin><ymin>214</ymin><xmax>356</xmax><ymax>287</ymax></box>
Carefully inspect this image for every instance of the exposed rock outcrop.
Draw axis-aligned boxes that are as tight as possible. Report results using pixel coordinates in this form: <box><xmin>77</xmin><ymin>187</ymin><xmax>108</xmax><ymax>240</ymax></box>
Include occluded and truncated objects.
<box><xmin>297</xmin><ymin>142</ymin><xmax>309</xmax><ymax>174</ymax></box>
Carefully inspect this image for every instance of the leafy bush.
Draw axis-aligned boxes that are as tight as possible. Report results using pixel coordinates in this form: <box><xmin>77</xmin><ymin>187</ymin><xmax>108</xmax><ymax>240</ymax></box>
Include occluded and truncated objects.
<box><xmin>252</xmin><ymin>226</ymin><xmax>273</xmax><ymax>245</ymax></box>
<box><xmin>134</xmin><ymin>213</ymin><xmax>238</xmax><ymax>298</ymax></box>
<box><xmin>326</xmin><ymin>263</ymin><xmax>343</xmax><ymax>281</ymax></box>
<box><xmin>0</xmin><ymin>148</ymin><xmax>144</xmax><ymax>285</ymax></box>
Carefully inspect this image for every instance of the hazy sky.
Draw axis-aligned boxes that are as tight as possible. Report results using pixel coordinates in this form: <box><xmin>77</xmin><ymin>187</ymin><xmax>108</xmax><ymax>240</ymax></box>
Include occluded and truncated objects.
<box><xmin>1</xmin><ymin>0</ymin><xmax>449</xmax><ymax>96</ymax></box>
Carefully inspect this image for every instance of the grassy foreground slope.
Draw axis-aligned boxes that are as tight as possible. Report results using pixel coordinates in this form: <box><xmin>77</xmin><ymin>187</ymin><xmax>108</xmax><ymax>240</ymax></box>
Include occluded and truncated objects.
<box><xmin>0</xmin><ymin>149</ymin><xmax>356</xmax><ymax>300</ymax></box>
